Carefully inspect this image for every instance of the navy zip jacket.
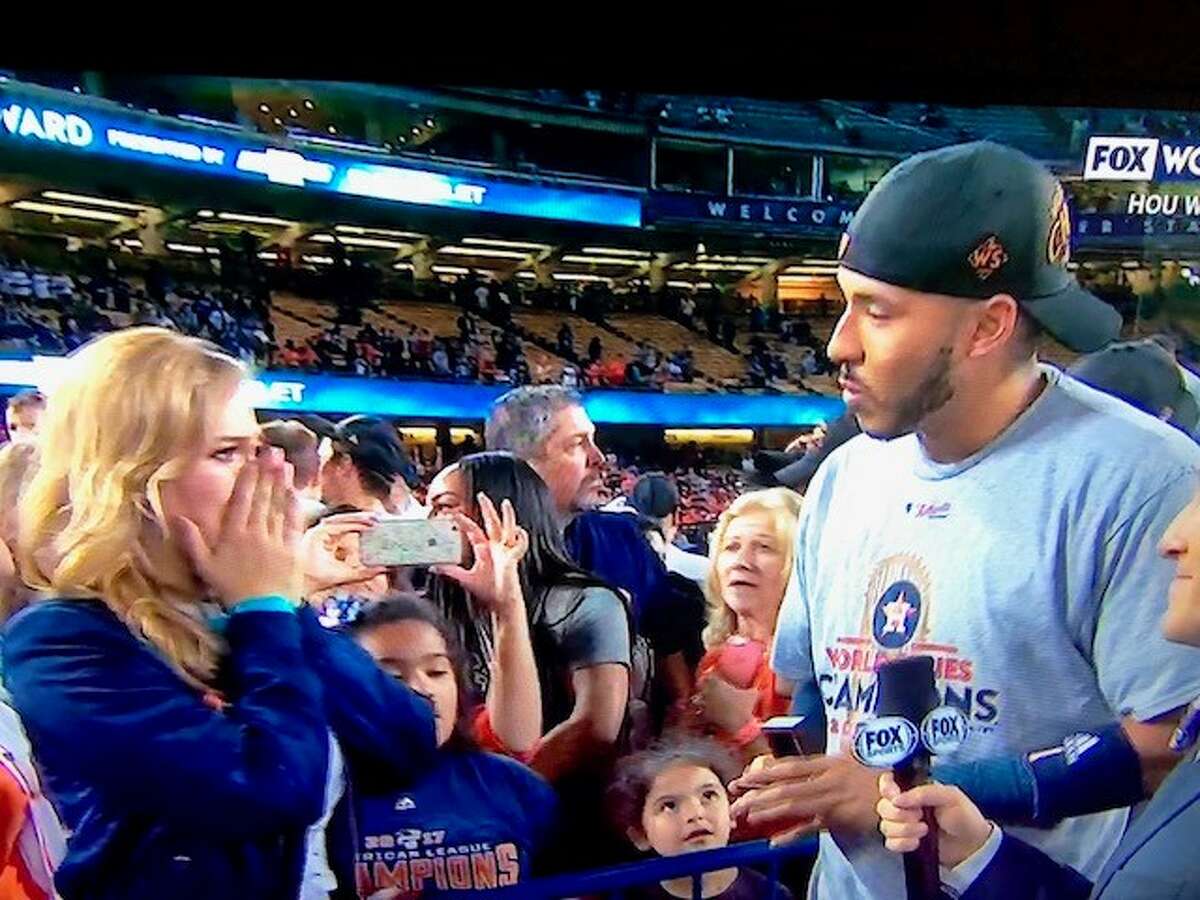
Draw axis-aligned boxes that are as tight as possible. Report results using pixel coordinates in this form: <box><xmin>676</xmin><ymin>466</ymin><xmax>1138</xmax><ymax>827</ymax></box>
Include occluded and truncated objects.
<box><xmin>2</xmin><ymin>599</ymin><xmax>437</xmax><ymax>900</ymax></box>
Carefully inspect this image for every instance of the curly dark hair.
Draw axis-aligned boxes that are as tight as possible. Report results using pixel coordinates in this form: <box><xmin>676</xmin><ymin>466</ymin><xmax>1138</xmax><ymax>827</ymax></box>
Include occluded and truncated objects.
<box><xmin>606</xmin><ymin>734</ymin><xmax>742</xmax><ymax>836</ymax></box>
<box><xmin>347</xmin><ymin>593</ymin><xmax>477</xmax><ymax>752</ymax></box>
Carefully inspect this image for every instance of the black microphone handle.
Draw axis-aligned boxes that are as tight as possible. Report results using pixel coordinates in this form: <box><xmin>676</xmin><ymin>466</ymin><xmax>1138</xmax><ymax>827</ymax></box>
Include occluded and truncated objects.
<box><xmin>894</xmin><ymin>754</ymin><xmax>940</xmax><ymax>900</ymax></box>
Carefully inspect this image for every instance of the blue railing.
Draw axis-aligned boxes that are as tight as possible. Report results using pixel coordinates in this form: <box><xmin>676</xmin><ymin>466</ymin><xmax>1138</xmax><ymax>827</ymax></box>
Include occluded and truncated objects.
<box><xmin>491</xmin><ymin>837</ymin><xmax>817</xmax><ymax>899</ymax></box>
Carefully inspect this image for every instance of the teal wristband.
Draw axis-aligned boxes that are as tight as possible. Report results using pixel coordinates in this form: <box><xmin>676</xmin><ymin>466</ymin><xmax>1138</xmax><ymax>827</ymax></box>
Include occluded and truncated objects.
<box><xmin>228</xmin><ymin>595</ymin><xmax>297</xmax><ymax>616</ymax></box>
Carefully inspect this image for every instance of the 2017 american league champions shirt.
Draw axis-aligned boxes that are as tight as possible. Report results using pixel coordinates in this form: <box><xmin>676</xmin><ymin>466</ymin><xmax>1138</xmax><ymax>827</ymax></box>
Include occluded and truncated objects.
<box><xmin>772</xmin><ymin>366</ymin><xmax>1200</xmax><ymax>900</ymax></box>
<box><xmin>353</xmin><ymin>750</ymin><xmax>557</xmax><ymax>897</ymax></box>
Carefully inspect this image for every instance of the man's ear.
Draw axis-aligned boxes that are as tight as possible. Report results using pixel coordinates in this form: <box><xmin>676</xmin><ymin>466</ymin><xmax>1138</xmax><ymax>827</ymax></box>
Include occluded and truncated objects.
<box><xmin>627</xmin><ymin>826</ymin><xmax>652</xmax><ymax>852</ymax></box>
<box><xmin>966</xmin><ymin>294</ymin><xmax>1021</xmax><ymax>360</ymax></box>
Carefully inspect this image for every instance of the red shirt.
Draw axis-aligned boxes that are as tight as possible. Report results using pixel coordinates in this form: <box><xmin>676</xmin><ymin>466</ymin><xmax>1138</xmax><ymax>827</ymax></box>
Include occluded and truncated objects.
<box><xmin>0</xmin><ymin>769</ymin><xmax>50</xmax><ymax>900</ymax></box>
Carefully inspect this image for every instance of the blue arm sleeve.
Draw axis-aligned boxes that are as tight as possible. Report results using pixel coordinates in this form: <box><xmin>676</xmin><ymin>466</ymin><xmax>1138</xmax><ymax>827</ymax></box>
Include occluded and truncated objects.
<box><xmin>4</xmin><ymin>603</ymin><xmax>328</xmax><ymax>838</ymax></box>
<box><xmin>933</xmin><ymin>722</ymin><xmax>1144</xmax><ymax>828</ymax></box>
<box><xmin>960</xmin><ymin>832</ymin><xmax>1093</xmax><ymax>900</ymax></box>
<box><xmin>298</xmin><ymin>608</ymin><xmax>437</xmax><ymax>787</ymax></box>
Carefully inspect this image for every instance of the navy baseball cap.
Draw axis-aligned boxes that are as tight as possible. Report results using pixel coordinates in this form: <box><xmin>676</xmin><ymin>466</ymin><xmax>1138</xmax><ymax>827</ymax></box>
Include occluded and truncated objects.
<box><xmin>631</xmin><ymin>472</ymin><xmax>680</xmax><ymax>519</ymax></box>
<box><xmin>839</xmin><ymin>141</ymin><xmax>1122</xmax><ymax>353</ymax></box>
<box><xmin>305</xmin><ymin>414</ymin><xmax>419</xmax><ymax>488</ymax></box>
<box><xmin>1069</xmin><ymin>339</ymin><xmax>1200</xmax><ymax>432</ymax></box>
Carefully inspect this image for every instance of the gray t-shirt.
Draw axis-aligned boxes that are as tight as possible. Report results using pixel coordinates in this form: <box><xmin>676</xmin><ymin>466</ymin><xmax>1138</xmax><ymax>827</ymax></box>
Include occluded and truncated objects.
<box><xmin>772</xmin><ymin>366</ymin><xmax>1200</xmax><ymax>900</ymax></box>
<box><xmin>538</xmin><ymin>584</ymin><xmax>633</xmax><ymax>730</ymax></box>
<box><xmin>451</xmin><ymin>583</ymin><xmax>632</xmax><ymax>733</ymax></box>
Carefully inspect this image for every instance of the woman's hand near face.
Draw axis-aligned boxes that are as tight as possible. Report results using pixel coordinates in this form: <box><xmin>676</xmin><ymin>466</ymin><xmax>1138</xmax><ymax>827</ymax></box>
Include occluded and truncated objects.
<box><xmin>171</xmin><ymin>448</ymin><xmax>303</xmax><ymax>608</ymax></box>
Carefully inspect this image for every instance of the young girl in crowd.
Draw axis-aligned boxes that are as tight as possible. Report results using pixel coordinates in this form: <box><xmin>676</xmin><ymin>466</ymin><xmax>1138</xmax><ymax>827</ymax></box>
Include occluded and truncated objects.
<box><xmin>607</xmin><ymin>736</ymin><xmax>794</xmax><ymax>900</ymax></box>
<box><xmin>691</xmin><ymin>488</ymin><xmax>802</xmax><ymax>762</ymax></box>
<box><xmin>3</xmin><ymin>328</ymin><xmax>438</xmax><ymax>900</ymax></box>
<box><xmin>347</xmin><ymin>595</ymin><xmax>557</xmax><ymax>897</ymax></box>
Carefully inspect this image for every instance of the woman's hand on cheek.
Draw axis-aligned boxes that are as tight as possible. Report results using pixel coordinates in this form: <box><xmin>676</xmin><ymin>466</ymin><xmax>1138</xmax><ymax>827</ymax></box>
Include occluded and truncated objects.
<box><xmin>171</xmin><ymin>449</ymin><xmax>303</xmax><ymax>608</ymax></box>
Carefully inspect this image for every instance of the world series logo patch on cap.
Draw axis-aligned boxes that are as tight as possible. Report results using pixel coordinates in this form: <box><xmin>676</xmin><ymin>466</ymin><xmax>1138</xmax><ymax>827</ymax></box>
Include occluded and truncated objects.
<box><xmin>967</xmin><ymin>234</ymin><xmax>1009</xmax><ymax>281</ymax></box>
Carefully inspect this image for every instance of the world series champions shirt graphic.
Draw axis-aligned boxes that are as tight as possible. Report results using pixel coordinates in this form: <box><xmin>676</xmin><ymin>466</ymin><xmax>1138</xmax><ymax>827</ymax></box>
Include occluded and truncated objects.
<box><xmin>822</xmin><ymin>553</ymin><xmax>999</xmax><ymax>757</ymax></box>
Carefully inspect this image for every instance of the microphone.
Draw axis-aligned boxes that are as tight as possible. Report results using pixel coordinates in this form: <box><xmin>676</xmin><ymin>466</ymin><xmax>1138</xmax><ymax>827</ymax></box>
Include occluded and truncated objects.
<box><xmin>853</xmin><ymin>656</ymin><xmax>948</xmax><ymax>900</ymax></box>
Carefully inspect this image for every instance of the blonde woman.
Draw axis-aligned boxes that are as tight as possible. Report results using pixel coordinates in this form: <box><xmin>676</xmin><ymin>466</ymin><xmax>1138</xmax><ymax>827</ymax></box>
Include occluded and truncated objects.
<box><xmin>690</xmin><ymin>487</ymin><xmax>802</xmax><ymax>761</ymax></box>
<box><xmin>3</xmin><ymin>328</ymin><xmax>439</xmax><ymax>900</ymax></box>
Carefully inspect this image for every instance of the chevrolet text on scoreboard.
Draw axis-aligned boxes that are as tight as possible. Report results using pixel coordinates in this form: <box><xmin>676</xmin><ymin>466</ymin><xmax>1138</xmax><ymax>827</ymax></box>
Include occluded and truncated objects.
<box><xmin>1084</xmin><ymin>136</ymin><xmax>1200</xmax><ymax>181</ymax></box>
<box><xmin>0</xmin><ymin>82</ymin><xmax>642</xmax><ymax>228</ymax></box>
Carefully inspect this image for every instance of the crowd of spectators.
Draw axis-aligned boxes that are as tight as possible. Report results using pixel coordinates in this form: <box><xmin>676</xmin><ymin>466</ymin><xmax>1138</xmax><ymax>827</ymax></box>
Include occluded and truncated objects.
<box><xmin>0</xmin><ymin>363</ymin><xmax>818</xmax><ymax>898</ymax></box>
<box><xmin>0</xmin><ymin>253</ymin><xmax>275</xmax><ymax>365</ymax></box>
<box><xmin>276</xmin><ymin>315</ymin><xmax>546</xmax><ymax>387</ymax></box>
<box><xmin>3</xmin><ymin>249</ymin><xmax>844</xmax><ymax>395</ymax></box>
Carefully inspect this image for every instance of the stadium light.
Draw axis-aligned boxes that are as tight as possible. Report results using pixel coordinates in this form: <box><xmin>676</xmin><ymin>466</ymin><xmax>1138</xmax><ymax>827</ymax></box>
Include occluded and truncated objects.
<box><xmin>581</xmin><ymin>246</ymin><xmax>651</xmax><ymax>258</ymax></box>
<box><xmin>11</xmin><ymin>201</ymin><xmax>127</xmax><ymax>223</ymax></box>
<box><xmin>302</xmin><ymin>255</ymin><xmax>334</xmax><ymax>264</ymax></box>
<box><xmin>197</xmin><ymin>209</ymin><xmax>216</xmax><ymax>218</ymax></box>
<box><xmin>561</xmin><ymin>254</ymin><xmax>643</xmax><ymax>266</ymax></box>
<box><xmin>677</xmin><ymin>262</ymin><xmax>758</xmax><ymax>272</ymax></box>
<box><xmin>336</xmin><ymin>225</ymin><xmax>426</xmax><ymax>239</ymax></box>
<box><xmin>335</xmin><ymin>236</ymin><xmax>409</xmax><ymax>249</ymax></box>
<box><xmin>463</xmin><ymin>237</ymin><xmax>550</xmax><ymax>251</ymax></box>
<box><xmin>553</xmin><ymin>272</ymin><xmax>611</xmax><ymax>283</ymax></box>
<box><xmin>516</xmin><ymin>271</ymin><xmax>537</xmax><ymax>279</ymax></box>
<box><xmin>439</xmin><ymin>245</ymin><xmax>530</xmax><ymax>260</ymax></box>
<box><xmin>432</xmin><ymin>265</ymin><xmax>471</xmax><ymax>275</ymax></box>
<box><xmin>665</xmin><ymin>428</ymin><xmax>754</xmax><ymax>445</ymax></box>
<box><xmin>165</xmin><ymin>243</ymin><xmax>209</xmax><ymax>255</ymax></box>
<box><xmin>41</xmin><ymin>191</ymin><xmax>152</xmax><ymax>212</ymax></box>
<box><xmin>257</xmin><ymin>251</ymin><xmax>279</xmax><ymax>261</ymax></box>
<box><xmin>216</xmin><ymin>212</ymin><xmax>296</xmax><ymax>227</ymax></box>
<box><xmin>698</xmin><ymin>255</ymin><xmax>773</xmax><ymax>264</ymax></box>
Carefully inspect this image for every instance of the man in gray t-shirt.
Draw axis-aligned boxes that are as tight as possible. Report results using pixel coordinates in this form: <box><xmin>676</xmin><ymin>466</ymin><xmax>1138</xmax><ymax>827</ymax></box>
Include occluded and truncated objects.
<box><xmin>730</xmin><ymin>142</ymin><xmax>1200</xmax><ymax>900</ymax></box>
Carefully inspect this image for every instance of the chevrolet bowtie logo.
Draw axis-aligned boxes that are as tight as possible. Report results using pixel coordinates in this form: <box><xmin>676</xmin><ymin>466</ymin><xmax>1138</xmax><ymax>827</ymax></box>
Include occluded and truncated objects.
<box><xmin>235</xmin><ymin>148</ymin><xmax>335</xmax><ymax>187</ymax></box>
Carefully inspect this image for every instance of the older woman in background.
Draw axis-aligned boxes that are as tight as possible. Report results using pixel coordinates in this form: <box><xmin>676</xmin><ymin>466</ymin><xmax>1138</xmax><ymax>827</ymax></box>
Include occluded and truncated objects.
<box><xmin>690</xmin><ymin>487</ymin><xmax>802</xmax><ymax>762</ymax></box>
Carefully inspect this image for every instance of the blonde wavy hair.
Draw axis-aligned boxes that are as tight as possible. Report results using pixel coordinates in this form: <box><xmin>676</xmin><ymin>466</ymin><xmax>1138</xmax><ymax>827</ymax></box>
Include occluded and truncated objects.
<box><xmin>702</xmin><ymin>487</ymin><xmax>803</xmax><ymax>650</ymax></box>
<box><xmin>19</xmin><ymin>327</ymin><xmax>247</xmax><ymax>688</ymax></box>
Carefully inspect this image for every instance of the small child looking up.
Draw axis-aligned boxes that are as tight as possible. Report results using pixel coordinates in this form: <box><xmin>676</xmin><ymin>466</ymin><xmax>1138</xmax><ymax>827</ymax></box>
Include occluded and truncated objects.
<box><xmin>607</xmin><ymin>737</ymin><xmax>795</xmax><ymax>900</ymax></box>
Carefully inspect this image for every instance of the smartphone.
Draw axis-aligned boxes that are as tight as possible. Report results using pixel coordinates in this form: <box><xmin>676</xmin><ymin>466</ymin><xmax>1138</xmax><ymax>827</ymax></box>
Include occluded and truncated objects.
<box><xmin>360</xmin><ymin>518</ymin><xmax>464</xmax><ymax>567</ymax></box>
<box><xmin>762</xmin><ymin>716</ymin><xmax>810</xmax><ymax>758</ymax></box>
